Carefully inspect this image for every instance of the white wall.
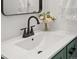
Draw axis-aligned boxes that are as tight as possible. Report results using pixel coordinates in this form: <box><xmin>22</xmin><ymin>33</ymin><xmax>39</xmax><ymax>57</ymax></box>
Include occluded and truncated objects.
<box><xmin>46</xmin><ymin>0</ymin><xmax>77</xmax><ymax>33</ymax></box>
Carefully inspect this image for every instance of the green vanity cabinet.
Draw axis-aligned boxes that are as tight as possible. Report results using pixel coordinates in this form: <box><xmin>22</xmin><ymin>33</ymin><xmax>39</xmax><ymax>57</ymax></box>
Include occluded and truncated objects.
<box><xmin>51</xmin><ymin>37</ymin><xmax>77</xmax><ymax>59</ymax></box>
<box><xmin>67</xmin><ymin>39</ymin><xmax>77</xmax><ymax>59</ymax></box>
<box><xmin>51</xmin><ymin>47</ymin><xmax>66</xmax><ymax>59</ymax></box>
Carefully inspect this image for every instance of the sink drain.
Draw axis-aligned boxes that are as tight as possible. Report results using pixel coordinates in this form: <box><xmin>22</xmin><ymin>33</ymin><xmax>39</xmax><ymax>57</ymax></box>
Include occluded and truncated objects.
<box><xmin>32</xmin><ymin>38</ymin><xmax>34</xmax><ymax>41</ymax></box>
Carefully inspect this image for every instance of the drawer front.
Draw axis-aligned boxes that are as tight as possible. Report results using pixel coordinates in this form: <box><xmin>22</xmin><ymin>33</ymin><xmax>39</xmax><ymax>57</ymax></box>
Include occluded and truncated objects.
<box><xmin>51</xmin><ymin>47</ymin><xmax>66</xmax><ymax>59</ymax></box>
<box><xmin>67</xmin><ymin>39</ymin><xmax>77</xmax><ymax>59</ymax></box>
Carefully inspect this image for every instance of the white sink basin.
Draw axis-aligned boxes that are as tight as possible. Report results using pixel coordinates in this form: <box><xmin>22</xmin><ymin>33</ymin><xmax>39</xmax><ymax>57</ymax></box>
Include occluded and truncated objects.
<box><xmin>15</xmin><ymin>31</ymin><xmax>71</xmax><ymax>51</ymax></box>
<box><xmin>16</xmin><ymin>32</ymin><xmax>44</xmax><ymax>50</ymax></box>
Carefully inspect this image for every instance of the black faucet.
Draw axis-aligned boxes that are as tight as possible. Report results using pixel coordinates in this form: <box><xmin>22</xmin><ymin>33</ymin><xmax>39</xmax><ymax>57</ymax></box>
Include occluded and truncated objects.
<box><xmin>21</xmin><ymin>16</ymin><xmax>40</xmax><ymax>38</ymax></box>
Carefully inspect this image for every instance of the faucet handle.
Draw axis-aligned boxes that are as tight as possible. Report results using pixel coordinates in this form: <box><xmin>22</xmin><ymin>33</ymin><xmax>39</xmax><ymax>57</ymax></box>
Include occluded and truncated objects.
<box><xmin>20</xmin><ymin>28</ymin><xmax>26</xmax><ymax>30</ymax></box>
<box><xmin>31</xmin><ymin>25</ymin><xmax>35</xmax><ymax>28</ymax></box>
<box><xmin>30</xmin><ymin>25</ymin><xmax>35</xmax><ymax>35</ymax></box>
<box><xmin>20</xmin><ymin>28</ymin><xmax>27</xmax><ymax>38</ymax></box>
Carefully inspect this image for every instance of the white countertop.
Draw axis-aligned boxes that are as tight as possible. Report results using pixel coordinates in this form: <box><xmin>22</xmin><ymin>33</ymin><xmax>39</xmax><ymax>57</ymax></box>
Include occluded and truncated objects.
<box><xmin>1</xmin><ymin>30</ymin><xmax>76</xmax><ymax>59</ymax></box>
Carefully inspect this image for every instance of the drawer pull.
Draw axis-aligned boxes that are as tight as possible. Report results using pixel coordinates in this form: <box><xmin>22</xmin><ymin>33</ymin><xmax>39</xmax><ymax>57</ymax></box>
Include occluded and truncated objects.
<box><xmin>69</xmin><ymin>51</ymin><xmax>73</xmax><ymax>55</ymax></box>
<box><xmin>72</xmin><ymin>47</ymin><xmax>76</xmax><ymax>51</ymax></box>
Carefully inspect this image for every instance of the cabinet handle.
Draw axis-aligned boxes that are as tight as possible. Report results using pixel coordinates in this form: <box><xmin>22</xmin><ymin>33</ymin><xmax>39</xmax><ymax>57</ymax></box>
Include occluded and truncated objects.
<box><xmin>72</xmin><ymin>47</ymin><xmax>76</xmax><ymax>51</ymax></box>
<box><xmin>69</xmin><ymin>47</ymin><xmax>76</xmax><ymax>55</ymax></box>
<box><xmin>69</xmin><ymin>50</ymin><xmax>73</xmax><ymax>55</ymax></box>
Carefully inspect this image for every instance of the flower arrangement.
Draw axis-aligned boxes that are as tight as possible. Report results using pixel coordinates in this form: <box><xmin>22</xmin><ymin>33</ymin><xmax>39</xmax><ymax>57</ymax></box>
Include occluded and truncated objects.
<box><xmin>39</xmin><ymin>11</ymin><xmax>56</xmax><ymax>31</ymax></box>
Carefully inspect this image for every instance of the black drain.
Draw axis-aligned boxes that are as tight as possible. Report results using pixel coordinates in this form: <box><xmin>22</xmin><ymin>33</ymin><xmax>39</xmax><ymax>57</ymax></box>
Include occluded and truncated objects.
<box><xmin>32</xmin><ymin>38</ymin><xmax>34</xmax><ymax>41</ymax></box>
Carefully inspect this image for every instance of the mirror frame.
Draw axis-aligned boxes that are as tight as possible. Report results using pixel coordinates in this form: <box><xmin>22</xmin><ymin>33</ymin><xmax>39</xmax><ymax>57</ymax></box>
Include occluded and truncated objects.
<box><xmin>1</xmin><ymin>0</ymin><xmax>42</xmax><ymax>16</ymax></box>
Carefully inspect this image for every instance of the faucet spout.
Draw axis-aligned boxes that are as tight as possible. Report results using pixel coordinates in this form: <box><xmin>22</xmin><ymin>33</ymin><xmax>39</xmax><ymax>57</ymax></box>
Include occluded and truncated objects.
<box><xmin>24</xmin><ymin>16</ymin><xmax>40</xmax><ymax>37</ymax></box>
<box><xmin>28</xmin><ymin>16</ymin><xmax>40</xmax><ymax>26</ymax></box>
<box><xmin>28</xmin><ymin>16</ymin><xmax>40</xmax><ymax>24</ymax></box>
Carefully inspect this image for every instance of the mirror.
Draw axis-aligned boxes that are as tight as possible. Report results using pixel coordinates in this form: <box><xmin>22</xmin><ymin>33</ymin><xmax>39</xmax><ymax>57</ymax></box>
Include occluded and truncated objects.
<box><xmin>1</xmin><ymin>0</ymin><xmax>42</xmax><ymax>16</ymax></box>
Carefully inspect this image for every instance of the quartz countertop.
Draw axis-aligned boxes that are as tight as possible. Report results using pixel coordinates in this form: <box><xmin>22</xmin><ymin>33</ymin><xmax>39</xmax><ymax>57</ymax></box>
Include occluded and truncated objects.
<box><xmin>1</xmin><ymin>30</ymin><xmax>76</xmax><ymax>59</ymax></box>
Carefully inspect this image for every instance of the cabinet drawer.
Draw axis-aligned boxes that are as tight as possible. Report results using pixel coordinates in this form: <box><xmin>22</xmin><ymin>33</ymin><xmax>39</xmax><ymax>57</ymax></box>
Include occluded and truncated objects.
<box><xmin>51</xmin><ymin>47</ymin><xmax>66</xmax><ymax>59</ymax></box>
<box><xmin>67</xmin><ymin>39</ymin><xmax>77</xmax><ymax>59</ymax></box>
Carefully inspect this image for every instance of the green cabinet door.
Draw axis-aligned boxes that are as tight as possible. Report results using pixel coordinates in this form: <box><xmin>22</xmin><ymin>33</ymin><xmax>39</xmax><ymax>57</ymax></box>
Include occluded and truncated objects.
<box><xmin>67</xmin><ymin>39</ymin><xmax>77</xmax><ymax>59</ymax></box>
<box><xmin>51</xmin><ymin>47</ymin><xmax>66</xmax><ymax>59</ymax></box>
<box><xmin>51</xmin><ymin>37</ymin><xmax>77</xmax><ymax>59</ymax></box>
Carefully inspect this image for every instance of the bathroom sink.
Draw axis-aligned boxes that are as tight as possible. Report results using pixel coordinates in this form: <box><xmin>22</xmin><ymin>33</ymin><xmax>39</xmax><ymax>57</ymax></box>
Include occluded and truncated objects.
<box><xmin>16</xmin><ymin>31</ymin><xmax>71</xmax><ymax>51</ymax></box>
<box><xmin>16</xmin><ymin>32</ymin><xmax>44</xmax><ymax>50</ymax></box>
